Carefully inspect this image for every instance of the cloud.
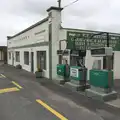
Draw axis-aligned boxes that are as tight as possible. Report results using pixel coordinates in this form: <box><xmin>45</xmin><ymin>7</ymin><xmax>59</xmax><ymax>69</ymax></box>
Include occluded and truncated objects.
<box><xmin>0</xmin><ymin>0</ymin><xmax>120</xmax><ymax>45</ymax></box>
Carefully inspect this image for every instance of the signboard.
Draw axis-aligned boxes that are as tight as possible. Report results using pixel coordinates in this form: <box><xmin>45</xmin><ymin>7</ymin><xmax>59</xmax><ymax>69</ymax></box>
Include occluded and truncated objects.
<box><xmin>70</xmin><ymin>68</ymin><xmax>79</xmax><ymax>78</ymax></box>
<box><xmin>67</xmin><ymin>31</ymin><xmax>120</xmax><ymax>51</ymax></box>
<box><xmin>57</xmin><ymin>50</ymin><xmax>69</xmax><ymax>55</ymax></box>
<box><xmin>70</xmin><ymin>50</ymin><xmax>86</xmax><ymax>57</ymax></box>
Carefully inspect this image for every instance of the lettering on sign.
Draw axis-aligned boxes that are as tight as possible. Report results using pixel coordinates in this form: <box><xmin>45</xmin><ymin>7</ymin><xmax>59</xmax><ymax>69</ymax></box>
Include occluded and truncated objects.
<box><xmin>67</xmin><ymin>31</ymin><xmax>120</xmax><ymax>51</ymax></box>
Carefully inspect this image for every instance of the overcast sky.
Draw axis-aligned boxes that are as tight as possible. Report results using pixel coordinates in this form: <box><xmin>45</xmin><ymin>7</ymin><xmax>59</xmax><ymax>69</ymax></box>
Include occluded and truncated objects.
<box><xmin>1</xmin><ymin>0</ymin><xmax>120</xmax><ymax>45</ymax></box>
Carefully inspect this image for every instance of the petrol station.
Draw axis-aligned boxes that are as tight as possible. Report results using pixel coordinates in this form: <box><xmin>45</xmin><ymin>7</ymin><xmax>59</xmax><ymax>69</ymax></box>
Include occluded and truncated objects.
<box><xmin>57</xmin><ymin>32</ymin><xmax>118</xmax><ymax>102</ymax></box>
<box><xmin>7</xmin><ymin>6</ymin><xmax>120</xmax><ymax>102</ymax></box>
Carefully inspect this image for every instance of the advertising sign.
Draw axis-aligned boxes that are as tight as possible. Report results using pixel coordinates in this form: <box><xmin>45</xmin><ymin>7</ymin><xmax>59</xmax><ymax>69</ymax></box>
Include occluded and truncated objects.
<box><xmin>70</xmin><ymin>67</ymin><xmax>79</xmax><ymax>78</ymax></box>
<box><xmin>67</xmin><ymin>31</ymin><xmax>120</xmax><ymax>51</ymax></box>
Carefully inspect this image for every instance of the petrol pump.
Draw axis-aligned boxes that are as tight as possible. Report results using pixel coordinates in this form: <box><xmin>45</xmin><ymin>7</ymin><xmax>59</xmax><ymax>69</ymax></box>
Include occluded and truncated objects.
<box><xmin>67</xmin><ymin>50</ymin><xmax>89</xmax><ymax>91</ymax></box>
<box><xmin>86</xmin><ymin>47</ymin><xmax>117</xmax><ymax>101</ymax></box>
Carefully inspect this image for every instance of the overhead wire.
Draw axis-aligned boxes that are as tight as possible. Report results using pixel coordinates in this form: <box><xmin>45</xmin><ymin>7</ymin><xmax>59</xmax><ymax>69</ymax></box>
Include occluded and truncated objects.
<box><xmin>63</xmin><ymin>0</ymin><xmax>79</xmax><ymax>9</ymax></box>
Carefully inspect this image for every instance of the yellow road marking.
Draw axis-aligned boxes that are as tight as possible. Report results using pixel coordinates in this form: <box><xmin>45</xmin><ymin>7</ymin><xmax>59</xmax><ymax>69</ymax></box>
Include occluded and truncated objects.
<box><xmin>12</xmin><ymin>81</ymin><xmax>23</xmax><ymax>89</ymax></box>
<box><xmin>36</xmin><ymin>99</ymin><xmax>68</xmax><ymax>120</ymax></box>
<box><xmin>0</xmin><ymin>76</ymin><xmax>4</xmax><ymax>78</ymax></box>
<box><xmin>1</xmin><ymin>74</ymin><xmax>6</xmax><ymax>78</ymax></box>
<box><xmin>0</xmin><ymin>87</ymin><xmax>19</xmax><ymax>94</ymax></box>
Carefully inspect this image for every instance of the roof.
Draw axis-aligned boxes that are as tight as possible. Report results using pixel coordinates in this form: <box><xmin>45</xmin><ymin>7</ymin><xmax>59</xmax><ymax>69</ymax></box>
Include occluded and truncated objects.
<box><xmin>63</xmin><ymin>27</ymin><xmax>120</xmax><ymax>36</ymax></box>
<box><xmin>7</xmin><ymin>17</ymin><xmax>48</xmax><ymax>40</ymax></box>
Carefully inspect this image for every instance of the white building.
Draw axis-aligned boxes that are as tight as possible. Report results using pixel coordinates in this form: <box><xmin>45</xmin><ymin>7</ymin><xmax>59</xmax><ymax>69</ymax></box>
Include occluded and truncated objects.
<box><xmin>7</xmin><ymin>6</ymin><xmax>120</xmax><ymax>80</ymax></box>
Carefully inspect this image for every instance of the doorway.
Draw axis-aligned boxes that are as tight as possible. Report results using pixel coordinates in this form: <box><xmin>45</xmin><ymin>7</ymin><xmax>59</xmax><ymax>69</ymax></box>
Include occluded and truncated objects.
<box><xmin>12</xmin><ymin>52</ymin><xmax>14</xmax><ymax>66</ymax></box>
<box><xmin>31</xmin><ymin>52</ymin><xmax>34</xmax><ymax>72</ymax></box>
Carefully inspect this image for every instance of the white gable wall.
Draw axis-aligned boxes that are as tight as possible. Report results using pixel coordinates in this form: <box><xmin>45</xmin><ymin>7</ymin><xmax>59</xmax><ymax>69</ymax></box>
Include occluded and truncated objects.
<box><xmin>8</xmin><ymin>21</ymin><xmax>48</xmax><ymax>48</ymax></box>
<box><xmin>7</xmin><ymin>19</ymin><xmax>49</xmax><ymax>78</ymax></box>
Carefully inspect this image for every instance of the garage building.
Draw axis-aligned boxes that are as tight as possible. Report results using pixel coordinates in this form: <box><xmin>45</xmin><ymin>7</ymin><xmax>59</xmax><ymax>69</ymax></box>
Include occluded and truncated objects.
<box><xmin>7</xmin><ymin>6</ymin><xmax>120</xmax><ymax>80</ymax></box>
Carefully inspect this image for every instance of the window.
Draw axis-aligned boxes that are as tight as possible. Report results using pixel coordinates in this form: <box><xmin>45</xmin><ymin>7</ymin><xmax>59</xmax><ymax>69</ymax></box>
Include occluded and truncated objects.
<box><xmin>37</xmin><ymin>51</ymin><xmax>46</xmax><ymax>70</ymax></box>
<box><xmin>103</xmin><ymin>53</ymin><xmax>114</xmax><ymax>69</ymax></box>
<box><xmin>24</xmin><ymin>52</ymin><xmax>29</xmax><ymax>65</ymax></box>
<box><xmin>15</xmin><ymin>51</ymin><xmax>20</xmax><ymax>62</ymax></box>
<box><xmin>9</xmin><ymin>52</ymin><xmax>11</xmax><ymax>60</ymax></box>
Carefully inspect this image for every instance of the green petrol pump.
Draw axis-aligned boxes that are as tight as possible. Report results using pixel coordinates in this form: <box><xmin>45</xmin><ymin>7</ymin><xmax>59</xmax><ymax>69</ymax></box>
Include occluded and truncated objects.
<box><xmin>86</xmin><ymin>47</ymin><xmax>117</xmax><ymax>101</ymax></box>
<box><xmin>69</xmin><ymin>50</ymin><xmax>89</xmax><ymax>90</ymax></box>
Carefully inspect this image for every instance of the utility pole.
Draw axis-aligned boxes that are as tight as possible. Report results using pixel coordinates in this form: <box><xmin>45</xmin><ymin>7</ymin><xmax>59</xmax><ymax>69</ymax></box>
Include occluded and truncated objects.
<box><xmin>58</xmin><ymin>0</ymin><xmax>61</xmax><ymax>8</ymax></box>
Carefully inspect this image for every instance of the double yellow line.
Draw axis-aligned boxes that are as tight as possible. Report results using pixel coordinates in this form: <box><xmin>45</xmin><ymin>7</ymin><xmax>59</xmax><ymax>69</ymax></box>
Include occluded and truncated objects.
<box><xmin>0</xmin><ymin>74</ymin><xmax>22</xmax><ymax>94</ymax></box>
<box><xmin>0</xmin><ymin>74</ymin><xmax>21</xmax><ymax>94</ymax></box>
<box><xmin>0</xmin><ymin>87</ymin><xmax>19</xmax><ymax>94</ymax></box>
<box><xmin>0</xmin><ymin>81</ymin><xmax>22</xmax><ymax>95</ymax></box>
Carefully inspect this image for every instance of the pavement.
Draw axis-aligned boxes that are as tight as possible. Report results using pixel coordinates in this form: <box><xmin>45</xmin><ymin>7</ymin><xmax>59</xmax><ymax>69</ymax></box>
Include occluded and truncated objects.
<box><xmin>0</xmin><ymin>64</ymin><xmax>120</xmax><ymax>120</ymax></box>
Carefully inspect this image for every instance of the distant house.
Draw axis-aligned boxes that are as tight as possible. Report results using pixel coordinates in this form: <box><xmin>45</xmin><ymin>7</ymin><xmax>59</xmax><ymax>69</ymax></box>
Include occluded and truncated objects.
<box><xmin>0</xmin><ymin>46</ymin><xmax>7</xmax><ymax>64</ymax></box>
<box><xmin>7</xmin><ymin>6</ymin><xmax>120</xmax><ymax>80</ymax></box>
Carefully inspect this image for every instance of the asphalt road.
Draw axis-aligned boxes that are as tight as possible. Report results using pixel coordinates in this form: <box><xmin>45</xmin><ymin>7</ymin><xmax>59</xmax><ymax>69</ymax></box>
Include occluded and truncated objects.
<box><xmin>0</xmin><ymin>64</ymin><xmax>120</xmax><ymax>120</ymax></box>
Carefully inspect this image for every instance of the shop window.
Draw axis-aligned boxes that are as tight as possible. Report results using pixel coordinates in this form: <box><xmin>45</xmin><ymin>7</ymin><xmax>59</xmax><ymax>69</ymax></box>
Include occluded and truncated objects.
<box><xmin>37</xmin><ymin>51</ymin><xmax>46</xmax><ymax>70</ymax></box>
<box><xmin>24</xmin><ymin>52</ymin><xmax>29</xmax><ymax>65</ymax></box>
<box><xmin>16</xmin><ymin>51</ymin><xmax>20</xmax><ymax>62</ymax></box>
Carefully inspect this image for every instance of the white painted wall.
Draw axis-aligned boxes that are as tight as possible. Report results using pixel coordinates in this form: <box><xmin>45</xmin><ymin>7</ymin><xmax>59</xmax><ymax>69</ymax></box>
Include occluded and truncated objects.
<box><xmin>8</xmin><ymin>46</ymin><xmax>49</xmax><ymax>78</ymax></box>
<box><xmin>7</xmin><ymin>18</ymin><xmax>49</xmax><ymax>78</ymax></box>
<box><xmin>113</xmin><ymin>51</ymin><xmax>120</xmax><ymax>79</ymax></box>
<box><xmin>48</xmin><ymin>8</ymin><xmax>63</xmax><ymax>80</ymax></box>
<box><xmin>8</xmin><ymin>21</ymin><xmax>48</xmax><ymax>48</ymax></box>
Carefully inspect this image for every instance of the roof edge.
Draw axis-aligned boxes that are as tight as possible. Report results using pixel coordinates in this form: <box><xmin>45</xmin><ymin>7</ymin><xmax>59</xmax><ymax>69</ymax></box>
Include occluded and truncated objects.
<box><xmin>47</xmin><ymin>6</ymin><xmax>63</xmax><ymax>12</ymax></box>
<box><xmin>62</xmin><ymin>27</ymin><xmax>120</xmax><ymax>36</ymax></box>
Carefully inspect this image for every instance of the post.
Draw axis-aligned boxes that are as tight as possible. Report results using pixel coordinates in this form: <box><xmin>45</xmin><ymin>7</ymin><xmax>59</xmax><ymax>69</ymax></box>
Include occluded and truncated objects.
<box><xmin>58</xmin><ymin>0</ymin><xmax>61</xmax><ymax>8</ymax></box>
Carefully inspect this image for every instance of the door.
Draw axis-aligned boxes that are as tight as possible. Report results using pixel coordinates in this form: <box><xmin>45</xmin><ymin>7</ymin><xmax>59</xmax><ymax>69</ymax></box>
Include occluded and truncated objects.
<box><xmin>12</xmin><ymin>52</ymin><xmax>14</xmax><ymax>66</ymax></box>
<box><xmin>31</xmin><ymin>52</ymin><xmax>34</xmax><ymax>72</ymax></box>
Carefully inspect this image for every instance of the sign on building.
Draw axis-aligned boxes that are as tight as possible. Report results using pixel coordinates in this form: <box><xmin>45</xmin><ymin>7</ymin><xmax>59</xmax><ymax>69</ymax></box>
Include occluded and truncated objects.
<box><xmin>67</xmin><ymin>31</ymin><xmax>120</xmax><ymax>51</ymax></box>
